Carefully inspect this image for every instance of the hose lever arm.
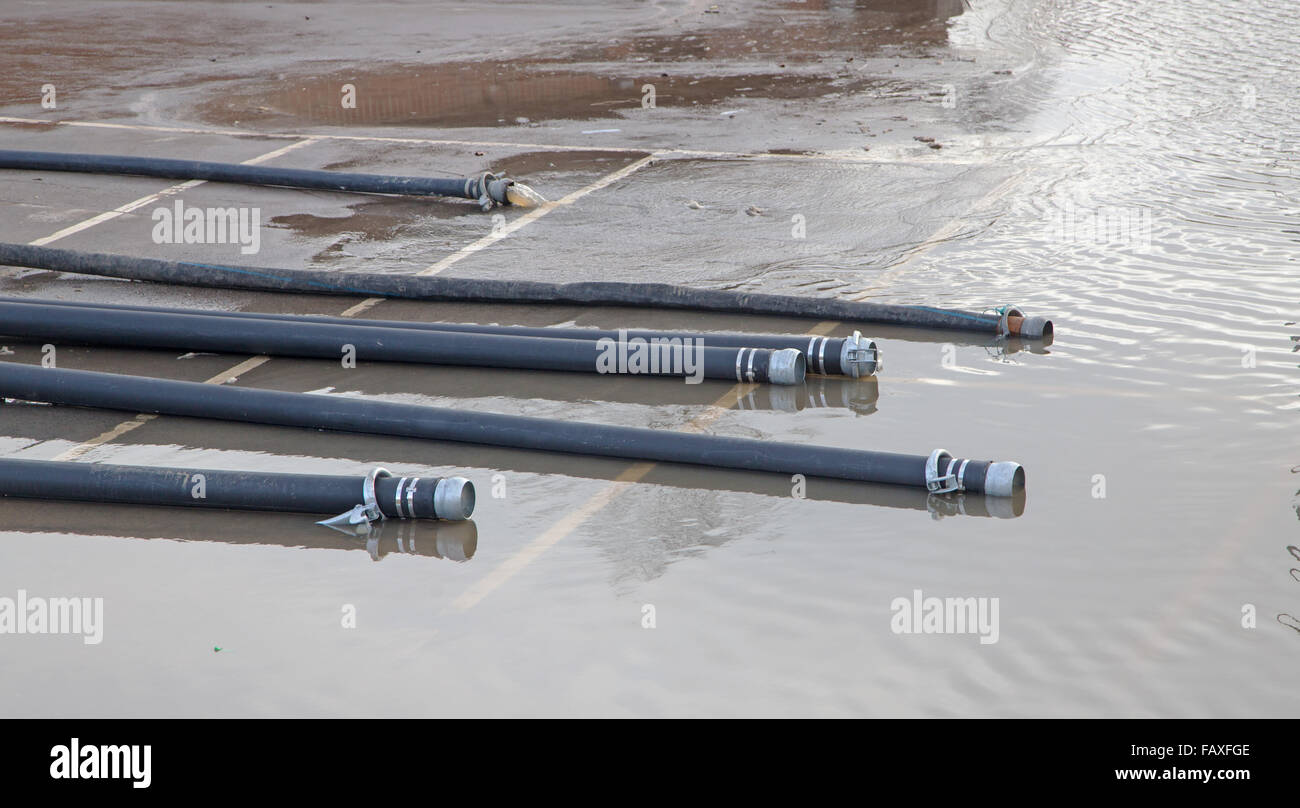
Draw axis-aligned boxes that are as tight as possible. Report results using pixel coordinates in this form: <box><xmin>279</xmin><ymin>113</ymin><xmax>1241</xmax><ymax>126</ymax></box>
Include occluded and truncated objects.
<box><xmin>317</xmin><ymin>466</ymin><xmax>392</xmax><ymax>533</ymax></box>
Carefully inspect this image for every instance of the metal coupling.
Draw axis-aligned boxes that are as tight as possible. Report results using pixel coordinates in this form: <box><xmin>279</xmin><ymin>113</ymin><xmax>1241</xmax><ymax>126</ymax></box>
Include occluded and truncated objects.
<box><xmin>475</xmin><ymin>172</ymin><xmax>546</xmax><ymax>211</ymax></box>
<box><xmin>434</xmin><ymin>476</ymin><xmax>476</xmax><ymax>520</ymax></box>
<box><xmin>839</xmin><ymin>330</ymin><xmax>880</xmax><ymax>377</ymax></box>
<box><xmin>982</xmin><ymin>461</ymin><xmax>1025</xmax><ymax>498</ymax></box>
<box><xmin>767</xmin><ymin>348</ymin><xmax>806</xmax><ymax>385</ymax></box>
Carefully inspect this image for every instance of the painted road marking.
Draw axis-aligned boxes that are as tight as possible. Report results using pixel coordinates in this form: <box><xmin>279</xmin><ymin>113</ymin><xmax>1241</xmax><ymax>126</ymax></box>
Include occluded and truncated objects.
<box><xmin>339</xmin><ymin>155</ymin><xmax>657</xmax><ymax>318</ymax></box>
<box><xmin>24</xmin><ymin>154</ymin><xmax>659</xmax><ymax>469</ymax></box>
<box><xmin>444</xmin><ymin>173</ymin><xmax>1021</xmax><ymax>610</ymax></box>
<box><xmin>22</xmin><ymin>139</ymin><xmax>316</xmax><ymax>250</ymax></box>
<box><xmin>22</xmin><ymin>142</ymin><xmax>310</xmax><ymax>459</ymax></box>
<box><xmin>449</xmin><ymin>382</ymin><xmax>757</xmax><ymax>612</ymax></box>
<box><xmin>0</xmin><ymin>116</ymin><xmax>987</xmax><ymax>166</ymax></box>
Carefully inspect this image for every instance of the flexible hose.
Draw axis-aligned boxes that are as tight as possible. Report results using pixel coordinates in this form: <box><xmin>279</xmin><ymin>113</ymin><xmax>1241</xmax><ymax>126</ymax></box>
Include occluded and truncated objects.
<box><xmin>0</xmin><ymin>296</ymin><xmax>877</xmax><ymax>377</ymax></box>
<box><xmin>0</xmin><ymin>150</ymin><xmax>543</xmax><ymax>210</ymax></box>
<box><xmin>0</xmin><ymin>299</ymin><xmax>804</xmax><ymax>385</ymax></box>
<box><xmin>0</xmin><ymin>362</ymin><xmax>1026</xmax><ymax>495</ymax></box>
<box><xmin>0</xmin><ymin>244</ymin><xmax>1053</xmax><ymax>338</ymax></box>
<box><xmin>0</xmin><ymin>457</ymin><xmax>473</xmax><ymax>519</ymax></box>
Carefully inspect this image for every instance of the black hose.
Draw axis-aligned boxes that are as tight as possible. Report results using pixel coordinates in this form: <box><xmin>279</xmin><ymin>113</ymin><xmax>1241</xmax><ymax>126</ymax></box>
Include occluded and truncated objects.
<box><xmin>0</xmin><ymin>362</ymin><xmax>1025</xmax><ymax>495</ymax></box>
<box><xmin>0</xmin><ymin>457</ymin><xmax>474</xmax><ymax>519</ymax></box>
<box><xmin>0</xmin><ymin>149</ymin><xmax>528</xmax><ymax>210</ymax></box>
<box><xmin>0</xmin><ymin>297</ymin><xmax>876</xmax><ymax>377</ymax></box>
<box><xmin>0</xmin><ymin>296</ymin><xmax>876</xmax><ymax>377</ymax></box>
<box><xmin>0</xmin><ymin>300</ymin><xmax>804</xmax><ymax>385</ymax></box>
<box><xmin>0</xmin><ymin>243</ymin><xmax>1054</xmax><ymax>338</ymax></box>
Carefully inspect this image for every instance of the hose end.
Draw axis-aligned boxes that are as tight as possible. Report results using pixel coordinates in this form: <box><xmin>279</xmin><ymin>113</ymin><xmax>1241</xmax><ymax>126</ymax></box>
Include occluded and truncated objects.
<box><xmin>504</xmin><ymin>182</ymin><xmax>547</xmax><ymax>208</ymax></box>
<box><xmin>982</xmin><ymin>462</ymin><xmax>1026</xmax><ymax>497</ymax></box>
<box><xmin>433</xmin><ymin>477</ymin><xmax>476</xmax><ymax>520</ymax></box>
<box><xmin>481</xmin><ymin>174</ymin><xmax>546</xmax><ymax>210</ymax></box>
<box><xmin>840</xmin><ymin>331</ymin><xmax>880</xmax><ymax>377</ymax></box>
<box><xmin>768</xmin><ymin>348</ymin><xmax>806</xmax><ymax>385</ymax></box>
<box><xmin>1002</xmin><ymin>306</ymin><xmax>1054</xmax><ymax>341</ymax></box>
<box><xmin>1015</xmin><ymin>316</ymin><xmax>1053</xmax><ymax>341</ymax></box>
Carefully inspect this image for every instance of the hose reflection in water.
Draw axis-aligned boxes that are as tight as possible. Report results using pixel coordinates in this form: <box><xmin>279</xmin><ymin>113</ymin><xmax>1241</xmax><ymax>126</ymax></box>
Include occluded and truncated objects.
<box><xmin>735</xmin><ymin>377</ymin><xmax>879</xmax><ymax>415</ymax></box>
<box><xmin>0</xmin><ymin>497</ymin><xmax>479</xmax><ymax>563</ymax></box>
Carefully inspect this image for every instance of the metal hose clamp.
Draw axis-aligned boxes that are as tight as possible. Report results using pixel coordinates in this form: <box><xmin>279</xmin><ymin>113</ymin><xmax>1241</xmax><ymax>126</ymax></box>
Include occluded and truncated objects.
<box><xmin>476</xmin><ymin>171</ymin><xmax>502</xmax><ymax>211</ymax></box>
<box><xmin>925</xmin><ymin>449</ymin><xmax>964</xmax><ymax>494</ymax></box>
<box><xmin>840</xmin><ymin>330</ymin><xmax>879</xmax><ymax>377</ymax></box>
<box><xmin>392</xmin><ymin>477</ymin><xmax>410</xmax><ymax>518</ymax></box>
<box><xmin>316</xmin><ymin>466</ymin><xmax>393</xmax><ymax>534</ymax></box>
<box><xmin>995</xmin><ymin>306</ymin><xmax>1024</xmax><ymax>338</ymax></box>
<box><xmin>362</xmin><ymin>466</ymin><xmax>392</xmax><ymax>522</ymax></box>
<box><xmin>405</xmin><ymin>477</ymin><xmax>419</xmax><ymax>520</ymax></box>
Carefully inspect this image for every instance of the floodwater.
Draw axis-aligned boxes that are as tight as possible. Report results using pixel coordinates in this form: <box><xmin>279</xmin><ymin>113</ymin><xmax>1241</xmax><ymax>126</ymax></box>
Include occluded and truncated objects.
<box><xmin>0</xmin><ymin>0</ymin><xmax>1296</xmax><ymax>717</ymax></box>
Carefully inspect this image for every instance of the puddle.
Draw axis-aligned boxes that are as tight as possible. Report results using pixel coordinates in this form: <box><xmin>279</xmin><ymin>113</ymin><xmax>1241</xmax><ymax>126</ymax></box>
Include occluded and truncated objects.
<box><xmin>196</xmin><ymin>64</ymin><xmax>883</xmax><ymax>129</ymax></box>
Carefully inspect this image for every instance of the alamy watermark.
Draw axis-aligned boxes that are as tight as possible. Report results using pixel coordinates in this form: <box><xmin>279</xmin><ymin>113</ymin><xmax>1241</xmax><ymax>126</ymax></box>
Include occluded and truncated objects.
<box><xmin>0</xmin><ymin>589</ymin><xmax>103</xmax><ymax>645</ymax></box>
<box><xmin>890</xmin><ymin>589</ymin><xmax>999</xmax><ymax>645</ymax></box>
<box><xmin>151</xmin><ymin>200</ymin><xmax>261</xmax><ymax>254</ymax></box>
<box><xmin>50</xmin><ymin>738</ymin><xmax>150</xmax><ymax>788</ymax></box>
<box><xmin>595</xmin><ymin>329</ymin><xmax>705</xmax><ymax>383</ymax></box>
<box><xmin>1044</xmin><ymin>198</ymin><xmax>1152</xmax><ymax>252</ymax></box>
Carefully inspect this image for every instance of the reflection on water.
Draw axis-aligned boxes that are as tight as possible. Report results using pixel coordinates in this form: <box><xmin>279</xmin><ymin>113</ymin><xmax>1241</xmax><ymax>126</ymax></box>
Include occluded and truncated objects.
<box><xmin>736</xmin><ymin>376</ymin><xmax>879</xmax><ymax>414</ymax></box>
<box><xmin>1283</xmin><ymin>467</ymin><xmax>1300</xmax><ymax>633</ymax></box>
<box><xmin>360</xmin><ymin>519</ymin><xmax>477</xmax><ymax>563</ymax></box>
<box><xmin>0</xmin><ymin>497</ymin><xmax>479</xmax><ymax>563</ymax></box>
<box><xmin>914</xmin><ymin>0</ymin><xmax>1300</xmax><ymax>409</ymax></box>
<box><xmin>4</xmin><ymin>0</ymin><xmax>1299</xmax><ymax>717</ymax></box>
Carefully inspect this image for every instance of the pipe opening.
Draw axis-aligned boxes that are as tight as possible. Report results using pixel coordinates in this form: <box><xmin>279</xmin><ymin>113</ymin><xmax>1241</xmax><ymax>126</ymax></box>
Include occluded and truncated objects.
<box><xmin>457</xmin><ymin>483</ymin><xmax>476</xmax><ymax>519</ymax></box>
<box><xmin>434</xmin><ymin>477</ymin><xmax>476</xmax><ymax>520</ymax></box>
<box><xmin>982</xmin><ymin>461</ymin><xmax>1025</xmax><ymax>497</ymax></box>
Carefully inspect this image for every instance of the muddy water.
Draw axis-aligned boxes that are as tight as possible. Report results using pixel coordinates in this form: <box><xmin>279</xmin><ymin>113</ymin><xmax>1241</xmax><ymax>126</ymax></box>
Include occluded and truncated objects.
<box><xmin>200</xmin><ymin>63</ymin><xmax>884</xmax><ymax>129</ymax></box>
<box><xmin>876</xmin><ymin>0</ymin><xmax>1300</xmax><ymax>714</ymax></box>
<box><xmin>0</xmin><ymin>0</ymin><xmax>1297</xmax><ymax>717</ymax></box>
<box><xmin>193</xmin><ymin>1</ymin><xmax>964</xmax><ymax>130</ymax></box>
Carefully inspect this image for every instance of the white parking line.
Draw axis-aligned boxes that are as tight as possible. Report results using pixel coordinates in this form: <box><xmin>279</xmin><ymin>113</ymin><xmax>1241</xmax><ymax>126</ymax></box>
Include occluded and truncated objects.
<box><xmin>23</xmin><ymin>138</ymin><xmax>316</xmax><ymax>249</ymax></box>
<box><xmin>0</xmin><ymin>115</ymin><xmax>980</xmax><ymax>165</ymax></box>
<box><xmin>19</xmin><ymin>142</ymin><xmax>311</xmax><ymax>459</ymax></box>
<box><xmin>23</xmin><ymin>152</ymin><xmax>656</xmax><ymax>465</ymax></box>
<box><xmin>340</xmin><ymin>155</ymin><xmax>657</xmax><ymax>317</ymax></box>
<box><xmin>445</xmin><ymin>173</ymin><xmax>1020</xmax><ymax>611</ymax></box>
<box><xmin>449</xmin><ymin>383</ymin><xmax>756</xmax><ymax>612</ymax></box>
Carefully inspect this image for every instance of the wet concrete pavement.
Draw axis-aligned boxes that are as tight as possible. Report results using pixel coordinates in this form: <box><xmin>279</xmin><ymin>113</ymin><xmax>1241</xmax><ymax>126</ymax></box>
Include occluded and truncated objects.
<box><xmin>0</xmin><ymin>0</ymin><xmax>1297</xmax><ymax>717</ymax></box>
